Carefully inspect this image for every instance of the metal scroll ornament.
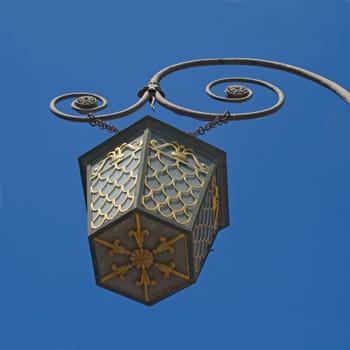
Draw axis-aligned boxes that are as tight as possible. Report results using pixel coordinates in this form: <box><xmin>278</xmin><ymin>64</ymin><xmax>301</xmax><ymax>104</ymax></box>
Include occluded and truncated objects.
<box><xmin>50</xmin><ymin>58</ymin><xmax>350</xmax><ymax>305</ymax></box>
<box><xmin>225</xmin><ymin>85</ymin><xmax>251</xmax><ymax>99</ymax></box>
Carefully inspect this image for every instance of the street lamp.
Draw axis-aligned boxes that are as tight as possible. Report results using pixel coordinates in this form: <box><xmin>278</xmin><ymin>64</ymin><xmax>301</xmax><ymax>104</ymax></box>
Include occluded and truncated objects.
<box><xmin>50</xmin><ymin>58</ymin><xmax>350</xmax><ymax>305</ymax></box>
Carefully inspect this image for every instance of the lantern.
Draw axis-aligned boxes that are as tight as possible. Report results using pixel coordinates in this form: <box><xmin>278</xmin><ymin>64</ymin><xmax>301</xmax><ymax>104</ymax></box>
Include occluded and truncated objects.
<box><xmin>51</xmin><ymin>58</ymin><xmax>350</xmax><ymax>305</ymax></box>
<box><xmin>79</xmin><ymin>116</ymin><xmax>229</xmax><ymax>305</ymax></box>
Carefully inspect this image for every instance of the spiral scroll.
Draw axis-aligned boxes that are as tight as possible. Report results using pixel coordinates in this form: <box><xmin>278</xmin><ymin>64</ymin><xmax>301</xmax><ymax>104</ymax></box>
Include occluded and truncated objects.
<box><xmin>50</xmin><ymin>58</ymin><xmax>350</xmax><ymax>124</ymax></box>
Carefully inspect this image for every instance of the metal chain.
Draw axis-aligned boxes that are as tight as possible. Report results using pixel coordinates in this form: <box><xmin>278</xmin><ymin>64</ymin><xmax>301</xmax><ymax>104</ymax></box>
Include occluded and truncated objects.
<box><xmin>188</xmin><ymin>111</ymin><xmax>231</xmax><ymax>137</ymax></box>
<box><xmin>87</xmin><ymin>114</ymin><xmax>120</xmax><ymax>134</ymax></box>
<box><xmin>87</xmin><ymin>109</ymin><xmax>231</xmax><ymax>137</ymax></box>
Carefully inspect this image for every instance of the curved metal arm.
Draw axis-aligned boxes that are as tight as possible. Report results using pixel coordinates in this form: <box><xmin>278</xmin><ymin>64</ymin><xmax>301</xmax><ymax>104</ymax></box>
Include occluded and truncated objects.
<box><xmin>50</xmin><ymin>57</ymin><xmax>350</xmax><ymax>123</ymax></box>
<box><xmin>151</xmin><ymin>58</ymin><xmax>350</xmax><ymax>104</ymax></box>
<box><xmin>154</xmin><ymin>77</ymin><xmax>285</xmax><ymax>121</ymax></box>
<box><xmin>50</xmin><ymin>90</ymin><xmax>151</xmax><ymax>122</ymax></box>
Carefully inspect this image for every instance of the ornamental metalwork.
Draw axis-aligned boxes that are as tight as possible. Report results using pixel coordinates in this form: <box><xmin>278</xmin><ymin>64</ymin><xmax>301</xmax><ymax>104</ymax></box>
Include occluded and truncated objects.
<box><xmin>192</xmin><ymin>175</ymin><xmax>220</xmax><ymax>275</ymax></box>
<box><xmin>50</xmin><ymin>57</ymin><xmax>350</xmax><ymax>305</ymax></box>
<box><xmin>90</xmin><ymin>137</ymin><xmax>143</xmax><ymax>230</ymax></box>
<box><xmin>142</xmin><ymin>139</ymin><xmax>209</xmax><ymax>225</ymax></box>
<box><xmin>94</xmin><ymin>213</ymin><xmax>190</xmax><ymax>303</ymax></box>
<box><xmin>79</xmin><ymin>116</ymin><xmax>228</xmax><ymax>305</ymax></box>
<box><xmin>50</xmin><ymin>58</ymin><xmax>350</xmax><ymax>127</ymax></box>
<box><xmin>73</xmin><ymin>95</ymin><xmax>97</xmax><ymax>110</ymax></box>
<box><xmin>225</xmin><ymin>85</ymin><xmax>251</xmax><ymax>99</ymax></box>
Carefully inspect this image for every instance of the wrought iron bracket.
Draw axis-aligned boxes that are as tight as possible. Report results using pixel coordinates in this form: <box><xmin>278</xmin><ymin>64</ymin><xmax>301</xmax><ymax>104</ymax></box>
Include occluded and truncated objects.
<box><xmin>50</xmin><ymin>58</ymin><xmax>350</xmax><ymax>124</ymax></box>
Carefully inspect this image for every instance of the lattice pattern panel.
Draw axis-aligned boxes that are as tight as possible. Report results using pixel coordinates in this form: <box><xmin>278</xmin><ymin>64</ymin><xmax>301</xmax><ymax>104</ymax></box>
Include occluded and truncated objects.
<box><xmin>142</xmin><ymin>138</ymin><xmax>210</xmax><ymax>225</ymax></box>
<box><xmin>192</xmin><ymin>176</ymin><xmax>219</xmax><ymax>274</ymax></box>
<box><xmin>90</xmin><ymin>137</ymin><xmax>143</xmax><ymax>229</ymax></box>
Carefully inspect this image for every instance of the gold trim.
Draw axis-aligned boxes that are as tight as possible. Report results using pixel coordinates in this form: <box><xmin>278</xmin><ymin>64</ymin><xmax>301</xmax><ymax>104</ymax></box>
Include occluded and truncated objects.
<box><xmin>155</xmin><ymin>262</ymin><xmax>190</xmax><ymax>280</ymax></box>
<box><xmin>137</xmin><ymin>270</ymin><xmax>156</xmax><ymax>302</ymax></box>
<box><xmin>130</xmin><ymin>249</ymin><xmax>154</xmax><ymax>270</ymax></box>
<box><xmin>94</xmin><ymin>237</ymin><xmax>130</xmax><ymax>256</ymax></box>
<box><xmin>142</xmin><ymin>139</ymin><xmax>209</xmax><ymax>225</ymax></box>
<box><xmin>150</xmin><ymin>140</ymin><xmax>208</xmax><ymax>171</ymax></box>
<box><xmin>90</xmin><ymin>139</ymin><xmax>143</xmax><ymax>230</ymax></box>
<box><xmin>171</xmin><ymin>151</ymin><xmax>188</xmax><ymax>163</ymax></box>
<box><xmin>94</xmin><ymin>213</ymin><xmax>190</xmax><ymax>302</ymax></box>
<box><xmin>128</xmin><ymin>213</ymin><xmax>149</xmax><ymax>248</ymax></box>
<box><xmin>152</xmin><ymin>233</ymin><xmax>185</xmax><ymax>254</ymax></box>
<box><xmin>100</xmin><ymin>263</ymin><xmax>132</xmax><ymax>283</ymax></box>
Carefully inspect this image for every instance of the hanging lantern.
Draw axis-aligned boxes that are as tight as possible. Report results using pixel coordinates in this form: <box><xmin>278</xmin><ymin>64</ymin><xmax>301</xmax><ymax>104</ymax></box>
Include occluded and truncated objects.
<box><xmin>79</xmin><ymin>116</ymin><xmax>229</xmax><ymax>305</ymax></box>
<box><xmin>50</xmin><ymin>58</ymin><xmax>350</xmax><ymax>305</ymax></box>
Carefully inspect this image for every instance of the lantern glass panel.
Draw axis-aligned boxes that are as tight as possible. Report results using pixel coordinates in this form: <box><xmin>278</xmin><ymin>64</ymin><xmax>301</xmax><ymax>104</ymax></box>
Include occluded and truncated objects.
<box><xmin>141</xmin><ymin>133</ymin><xmax>212</xmax><ymax>227</ymax></box>
<box><xmin>89</xmin><ymin>135</ymin><xmax>143</xmax><ymax>231</ymax></box>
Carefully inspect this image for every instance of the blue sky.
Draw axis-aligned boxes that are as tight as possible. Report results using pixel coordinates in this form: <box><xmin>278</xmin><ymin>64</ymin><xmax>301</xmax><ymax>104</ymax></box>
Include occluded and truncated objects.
<box><xmin>0</xmin><ymin>0</ymin><xmax>349</xmax><ymax>349</ymax></box>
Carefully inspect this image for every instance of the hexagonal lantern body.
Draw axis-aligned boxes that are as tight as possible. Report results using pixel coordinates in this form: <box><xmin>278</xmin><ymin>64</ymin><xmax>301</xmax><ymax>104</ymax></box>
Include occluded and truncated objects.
<box><xmin>79</xmin><ymin>116</ymin><xmax>229</xmax><ymax>305</ymax></box>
